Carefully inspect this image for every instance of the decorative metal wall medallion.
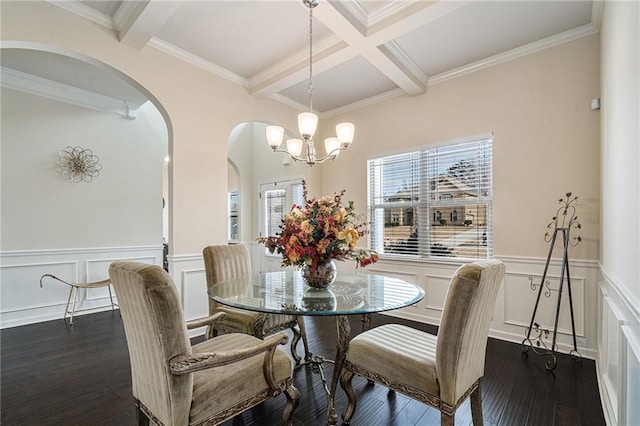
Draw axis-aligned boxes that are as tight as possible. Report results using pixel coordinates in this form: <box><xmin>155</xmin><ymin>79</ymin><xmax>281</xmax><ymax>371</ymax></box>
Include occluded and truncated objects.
<box><xmin>57</xmin><ymin>146</ymin><xmax>102</xmax><ymax>183</ymax></box>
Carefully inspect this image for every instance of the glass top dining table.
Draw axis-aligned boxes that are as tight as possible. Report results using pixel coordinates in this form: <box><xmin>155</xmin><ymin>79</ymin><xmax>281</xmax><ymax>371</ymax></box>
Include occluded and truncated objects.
<box><xmin>209</xmin><ymin>269</ymin><xmax>425</xmax><ymax>425</ymax></box>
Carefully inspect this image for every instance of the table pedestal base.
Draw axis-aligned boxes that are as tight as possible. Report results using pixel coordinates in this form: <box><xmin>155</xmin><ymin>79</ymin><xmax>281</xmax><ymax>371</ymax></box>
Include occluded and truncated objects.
<box><xmin>294</xmin><ymin>315</ymin><xmax>350</xmax><ymax>425</ymax></box>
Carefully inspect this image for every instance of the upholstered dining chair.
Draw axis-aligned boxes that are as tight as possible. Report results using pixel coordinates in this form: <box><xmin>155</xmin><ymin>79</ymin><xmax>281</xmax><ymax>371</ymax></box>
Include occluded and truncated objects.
<box><xmin>340</xmin><ymin>259</ymin><xmax>506</xmax><ymax>426</ymax></box>
<box><xmin>109</xmin><ymin>261</ymin><xmax>299</xmax><ymax>426</ymax></box>
<box><xmin>203</xmin><ymin>244</ymin><xmax>311</xmax><ymax>363</ymax></box>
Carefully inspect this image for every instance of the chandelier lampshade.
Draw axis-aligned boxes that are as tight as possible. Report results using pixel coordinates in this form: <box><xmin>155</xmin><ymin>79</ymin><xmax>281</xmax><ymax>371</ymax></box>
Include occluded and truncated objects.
<box><xmin>266</xmin><ymin>125</ymin><xmax>285</xmax><ymax>149</ymax></box>
<box><xmin>286</xmin><ymin>139</ymin><xmax>304</xmax><ymax>158</ymax></box>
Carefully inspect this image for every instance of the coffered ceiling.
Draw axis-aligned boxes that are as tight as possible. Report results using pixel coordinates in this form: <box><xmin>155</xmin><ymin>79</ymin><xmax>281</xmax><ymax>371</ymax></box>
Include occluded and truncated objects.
<box><xmin>10</xmin><ymin>0</ymin><xmax>602</xmax><ymax>117</ymax></box>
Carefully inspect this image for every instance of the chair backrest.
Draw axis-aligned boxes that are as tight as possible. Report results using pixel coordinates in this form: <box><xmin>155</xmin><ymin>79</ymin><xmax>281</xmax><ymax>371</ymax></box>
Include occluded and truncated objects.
<box><xmin>203</xmin><ymin>244</ymin><xmax>252</xmax><ymax>310</ymax></box>
<box><xmin>109</xmin><ymin>261</ymin><xmax>193</xmax><ymax>426</ymax></box>
<box><xmin>436</xmin><ymin>259</ymin><xmax>506</xmax><ymax>406</ymax></box>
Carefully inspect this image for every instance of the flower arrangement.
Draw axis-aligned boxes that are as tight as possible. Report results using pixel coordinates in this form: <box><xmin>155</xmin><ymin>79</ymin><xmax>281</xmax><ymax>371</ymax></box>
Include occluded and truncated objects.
<box><xmin>257</xmin><ymin>180</ymin><xmax>379</xmax><ymax>273</ymax></box>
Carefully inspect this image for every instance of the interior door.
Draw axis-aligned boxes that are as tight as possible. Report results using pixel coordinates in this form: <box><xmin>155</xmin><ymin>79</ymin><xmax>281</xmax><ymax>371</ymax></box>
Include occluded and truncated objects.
<box><xmin>258</xmin><ymin>178</ymin><xmax>303</xmax><ymax>273</ymax></box>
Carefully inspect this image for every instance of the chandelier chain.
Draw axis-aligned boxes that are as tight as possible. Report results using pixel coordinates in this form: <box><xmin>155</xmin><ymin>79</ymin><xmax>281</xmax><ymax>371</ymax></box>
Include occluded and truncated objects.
<box><xmin>308</xmin><ymin>4</ymin><xmax>313</xmax><ymax>112</ymax></box>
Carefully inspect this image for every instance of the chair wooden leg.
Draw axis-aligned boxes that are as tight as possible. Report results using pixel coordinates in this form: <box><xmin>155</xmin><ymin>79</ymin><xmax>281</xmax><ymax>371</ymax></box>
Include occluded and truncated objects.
<box><xmin>282</xmin><ymin>385</ymin><xmax>300</xmax><ymax>426</ymax></box>
<box><xmin>441</xmin><ymin>411</ymin><xmax>455</xmax><ymax>426</ymax></box>
<box><xmin>296</xmin><ymin>316</ymin><xmax>312</xmax><ymax>361</ymax></box>
<box><xmin>290</xmin><ymin>323</ymin><xmax>302</xmax><ymax>364</ymax></box>
<box><xmin>339</xmin><ymin>369</ymin><xmax>357</xmax><ymax>424</ymax></box>
<box><xmin>470</xmin><ymin>385</ymin><xmax>484</xmax><ymax>425</ymax></box>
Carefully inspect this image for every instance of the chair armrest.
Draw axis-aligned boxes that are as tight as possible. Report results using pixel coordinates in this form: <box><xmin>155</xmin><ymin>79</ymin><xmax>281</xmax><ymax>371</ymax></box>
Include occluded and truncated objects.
<box><xmin>185</xmin><ymin>312</ymin><xmax>227</xmax><ymax>330</ymax></box>
<box><xmin>169</xmin><ymin>333</ymin><xmax>288</xmax><ymax>375</ymax></box>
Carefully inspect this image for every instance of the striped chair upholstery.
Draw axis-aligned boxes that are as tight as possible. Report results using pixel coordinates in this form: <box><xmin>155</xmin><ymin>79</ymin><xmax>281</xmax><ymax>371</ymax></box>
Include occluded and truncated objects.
<box><xmin>109</xmin><ymin>261</ymin><xmax>299</xmax><ymax>426</ymax></box>
<box><xmin>203</xmin><ymin>244</ymin><xmax>310</xmax><ymax>363</ymax></box>
<box><xmin>340</xmin><ymin>259</ymin><xmax>506</xmax><ymax>426</ymax></box>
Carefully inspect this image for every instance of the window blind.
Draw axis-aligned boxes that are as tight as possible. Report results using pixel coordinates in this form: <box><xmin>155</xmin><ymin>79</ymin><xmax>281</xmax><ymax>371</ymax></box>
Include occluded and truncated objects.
<box><xmin>368</xmin><ymin>137</ymin><xmax>493</xmax><ymax>260</ymax></box>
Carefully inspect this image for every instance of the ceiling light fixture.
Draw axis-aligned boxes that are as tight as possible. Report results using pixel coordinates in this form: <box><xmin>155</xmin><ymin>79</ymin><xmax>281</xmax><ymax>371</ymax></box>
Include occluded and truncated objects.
<box><xmin>265</xmin><ymin>0</ymin><xmax>354</xmax><ymax>166</ymax></box>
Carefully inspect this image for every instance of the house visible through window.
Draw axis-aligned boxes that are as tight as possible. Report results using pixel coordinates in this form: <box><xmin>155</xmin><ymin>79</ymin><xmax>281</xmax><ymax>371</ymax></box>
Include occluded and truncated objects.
<box><xmin>368</xmin><ymin>136</ymin><xmax>493</xmax><ymax>259</ymax></box>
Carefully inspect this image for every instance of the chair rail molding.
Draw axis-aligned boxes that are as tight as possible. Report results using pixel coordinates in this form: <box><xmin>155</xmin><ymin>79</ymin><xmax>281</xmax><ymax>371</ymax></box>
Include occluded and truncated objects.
<box><xmin>0</xmin><ymin>245</ymin><xmax>162</xmax><ymax>328</ymax></box>
<box><xmin>358</xmin><ymin>255</ymin><xmax>600</xmax><ymax>360</ymax></box>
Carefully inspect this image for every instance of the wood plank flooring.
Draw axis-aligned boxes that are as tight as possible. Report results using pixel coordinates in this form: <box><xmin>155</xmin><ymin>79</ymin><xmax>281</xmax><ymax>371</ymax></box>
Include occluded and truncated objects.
<box><xmin>1</xmin><ymin>311</ymin><xmax>605</xmax><ymax>425</ymax></box>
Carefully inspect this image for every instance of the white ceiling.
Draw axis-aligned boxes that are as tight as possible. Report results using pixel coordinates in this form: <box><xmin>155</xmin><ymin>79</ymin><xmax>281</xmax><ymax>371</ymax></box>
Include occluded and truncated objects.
<box><xmin>5</xmin><ymin>0</ymin><xmax>601</xmax><ymax>117</ymax></box>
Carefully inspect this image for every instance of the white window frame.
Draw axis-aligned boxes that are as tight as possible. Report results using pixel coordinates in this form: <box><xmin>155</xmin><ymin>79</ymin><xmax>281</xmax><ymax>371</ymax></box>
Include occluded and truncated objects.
<box><xmin>367</xmin><ymin>135</ymin><xmax>493</xmax><ymax>260</ymax></box>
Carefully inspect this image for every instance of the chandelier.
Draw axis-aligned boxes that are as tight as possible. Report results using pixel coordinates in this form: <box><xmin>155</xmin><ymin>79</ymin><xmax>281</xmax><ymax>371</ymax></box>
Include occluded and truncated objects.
<box><xmin>266</xmin><ymin>0</ymin><xmax>355</xmax><ymax>166</ymax></box>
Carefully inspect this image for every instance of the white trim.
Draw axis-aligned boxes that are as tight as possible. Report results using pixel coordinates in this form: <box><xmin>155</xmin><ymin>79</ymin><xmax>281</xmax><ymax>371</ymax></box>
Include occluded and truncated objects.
<box><xmin>322</xmin><ymin>88</ymin><xmax>406</xmax><ymax>118</ymax></box>
<box><xmin>112</xmin><ymin>0</ymin><xmax>141</xmax><ymax>32</ymax></box>
<box><xmin>46</xmin><ymin>0</ymin><xmax>114</xmax><ymax>29</ymax></box>
<box><xmin>428</xmin><ymin>24</ymin><xmax>599</xmax><ymax>86</ymax></box>
<box><xmin>169</xmin><ymin>253</ymin><xmax>204</xmax><ymax>264</ymax></box>
<box><xmin>0</xmin><ymin>245</ymin><xmax>162</xmax><ymax>258</ymax></box>
<box><xmin>322</xmin><ymin>23</ymin><xmax>600</xmax><ymax>116</ymax></box>
<box><xmin>600</xmin><ymin>264</ymin><xmax>640</xmax><ymax>324</ymax></box>
<box><xmin>148</xmin><ymin>38</ymin><xmax>248</xmax><ymax>87</ymax></box>
<box><xmin>0</xmin><ymin>66</ymin><xmax>142</xmax><ymax>118</ymax></box>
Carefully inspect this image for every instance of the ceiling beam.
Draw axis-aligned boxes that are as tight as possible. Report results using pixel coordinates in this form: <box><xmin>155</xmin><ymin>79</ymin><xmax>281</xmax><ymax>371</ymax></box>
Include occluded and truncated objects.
<box><xmin>117</xmin><ymin>0</ymin><xmax>183</xmax><ymax>50</ymax></box>
<box><xmin>249</xmin><ymin>0</ymin><xmax>470</xmax><ymax>99</ymax></box>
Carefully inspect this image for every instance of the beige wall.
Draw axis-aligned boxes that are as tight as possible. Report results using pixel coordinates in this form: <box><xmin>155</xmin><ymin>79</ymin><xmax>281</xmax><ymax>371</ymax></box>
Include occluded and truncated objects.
<box><xmin>320</xmin><ymin>35</ymin><xmax>601</xmax><ymax>260</ymax></box>
<box><xmin>1</xmin><ymin>1</ymin><xmax>601</xmax><ymax>262</ymax></box>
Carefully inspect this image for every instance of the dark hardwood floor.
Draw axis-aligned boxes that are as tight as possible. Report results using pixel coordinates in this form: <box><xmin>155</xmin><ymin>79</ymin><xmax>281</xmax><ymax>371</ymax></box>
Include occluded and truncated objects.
<box><xmin>1</xmin><ymin>311</ymin><xmax>605</xmax><ymax>426</ymax></box>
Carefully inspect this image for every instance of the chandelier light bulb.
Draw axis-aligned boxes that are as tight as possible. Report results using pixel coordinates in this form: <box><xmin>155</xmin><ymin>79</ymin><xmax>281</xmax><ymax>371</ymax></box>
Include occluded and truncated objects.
<box><xmin>324</xmin><ymin>137</ymin><xmax>340</xmax><ymax>158</ymax></box>
<box><xmin>298</xmin><ymin>112</ymin><xmax>318</xmax><ymax>138</ymax></box>
<box><xmin>286</xmin><ymin>138</ymin><xmax>303</xmax><ymax>157</ymax></box>
<box><xmin>336</xmin><ymin>122</ymin><xmax>355</xmax><ymax>147</ymax></box>
<box><xmin>266</xmin><ymin>125</ymin><xmax>285</xmax><ymax>149</ymax></box>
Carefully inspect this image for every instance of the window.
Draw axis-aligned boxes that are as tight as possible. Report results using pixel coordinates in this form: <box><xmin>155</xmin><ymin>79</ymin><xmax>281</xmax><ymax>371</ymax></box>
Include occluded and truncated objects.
<box><xmin>368</xmin><ymin>136</ymin><xmax>493</xmax><ymax>259</ymax></box>
<box><xmin>260</xmin><ymin>179</ymin><xmax>304</xmax><ymax>239</ymax></box>
<box><xmin>228</xmin><ymin>191</ymin><xmax>238</xmax><ymax>241</ymax></box>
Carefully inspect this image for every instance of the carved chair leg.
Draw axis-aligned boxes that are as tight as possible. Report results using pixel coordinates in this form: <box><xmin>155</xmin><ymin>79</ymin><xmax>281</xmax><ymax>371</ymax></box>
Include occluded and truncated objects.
<box><xmin>470</xmin><ymin>385</ymin><xmax>484</xmax><ymax>425</ymax></box>
<box><xmin>441</xmin><ymin>411</ymin><xmax>455</xmax><ymax>426</ymax></box>
<box><xmin>296</xmin><ymin>316</ymin><xmax>312</xmax><ymax>361</ymax></box>
<box><xmin>282</xmin><ymin>385</ymin><xmax>300</xmax><ymax>426</ymax></box>
<box><xmin>339</xmin><ymin>369</ymin><xmax>357</xmax><ymax>424</ymax></box>
<box><xmin>290</xmin><ymin>323</ymin><xmax>302</xmax><ymax>364</ymax></box>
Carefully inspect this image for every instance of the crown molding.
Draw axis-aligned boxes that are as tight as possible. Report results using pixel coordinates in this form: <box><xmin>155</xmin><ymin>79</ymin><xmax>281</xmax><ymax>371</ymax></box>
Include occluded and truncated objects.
<box><xmin>112</xmin><ymin>0</ymin><xmax>143</xmax><ymax>32</ymax></box>
<box><xmin>366</xmin><ymin>0</ymin><xmax>415</xmax><ymax>27</ymax></box>
<box><xmin>381</xmin><ymin>40</ymin><xmax>428</xmax><ymax>86</ymax></box>
<box><xmin>148</xmin><ymin>38</ymin><xmax>248</xmax><ymax>87</ymax></box>
<box><xmin>320</xmin><ymin>22</ymin><xmax>598</xmax><ymax>116</ymax></box>
<box><xmin>1</xmin><ymin>66</ymin><xmax>142</xmax><ymax>118</ymax></box>
<box><xmin>321</xmin><ymin>87</ymin><xmax>406</xmax><ymax>118</ymax></box>
<box><xmin>428</xmin><ymin>23</ymin><xmax>599</xmax><ymax>87</ymax></box>
<box><xmin>591</xmin><ymin>0</ymin><xmax>604</xmax><ymax>31</ymax></box>
<box><xmin>248</xmin><ymin>35</ymin><xmax>343</xmax><ymax>93</ymax></box>
<box><xmin>267</xmin><ymin>93</ymin><xmax>308</xmax><ymax>113</ymax></box>
<box><xmin>47</xmin><ymin>0</ymin><xmax>114</xmax><ymax>29</ymax></box>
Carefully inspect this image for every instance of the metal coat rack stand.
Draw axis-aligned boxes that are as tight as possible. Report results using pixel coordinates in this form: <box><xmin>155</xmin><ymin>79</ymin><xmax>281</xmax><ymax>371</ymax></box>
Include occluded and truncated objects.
<box><xmin>522</xmin><ymin>193</ymin><xmax>582</xmax><ymax>370</ymax></box>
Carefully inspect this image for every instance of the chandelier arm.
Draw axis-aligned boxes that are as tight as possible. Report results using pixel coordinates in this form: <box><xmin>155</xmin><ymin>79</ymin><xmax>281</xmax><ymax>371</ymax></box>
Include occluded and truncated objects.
<box><xmin>313</xmin><ymin>147</ymin><xmax>347</xmax><ymax>164</ymax></box>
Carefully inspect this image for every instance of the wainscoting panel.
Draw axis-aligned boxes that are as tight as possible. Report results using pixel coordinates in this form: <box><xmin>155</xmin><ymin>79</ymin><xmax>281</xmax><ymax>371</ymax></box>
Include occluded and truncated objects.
<box><xmin>352</xmin><ymin>256</ymin><xmax>599</xmax><ymax>359</ymax></box>
<box><xmin>622</xmin><ymin>326</ymin><xmax>640</xmax><ymax>425</ymax></box>
<box><xmin>0</xmin><ymin>246</ymin><xmax>163</xmax><ymax>328</ymax></box>
<box><xmin>168</xmin><ymin>253</ymin><xmax>209</xmax><ymax>338</ymax></box>
<box><xmin>596</xmin><ymin>267</ymin><xmax>640</xmax><ymax>426</ymax></box>
<box><xmin>503</xmin><ymin>272</ymin><xmax>585</xmax><ymax>338</ymax></box>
